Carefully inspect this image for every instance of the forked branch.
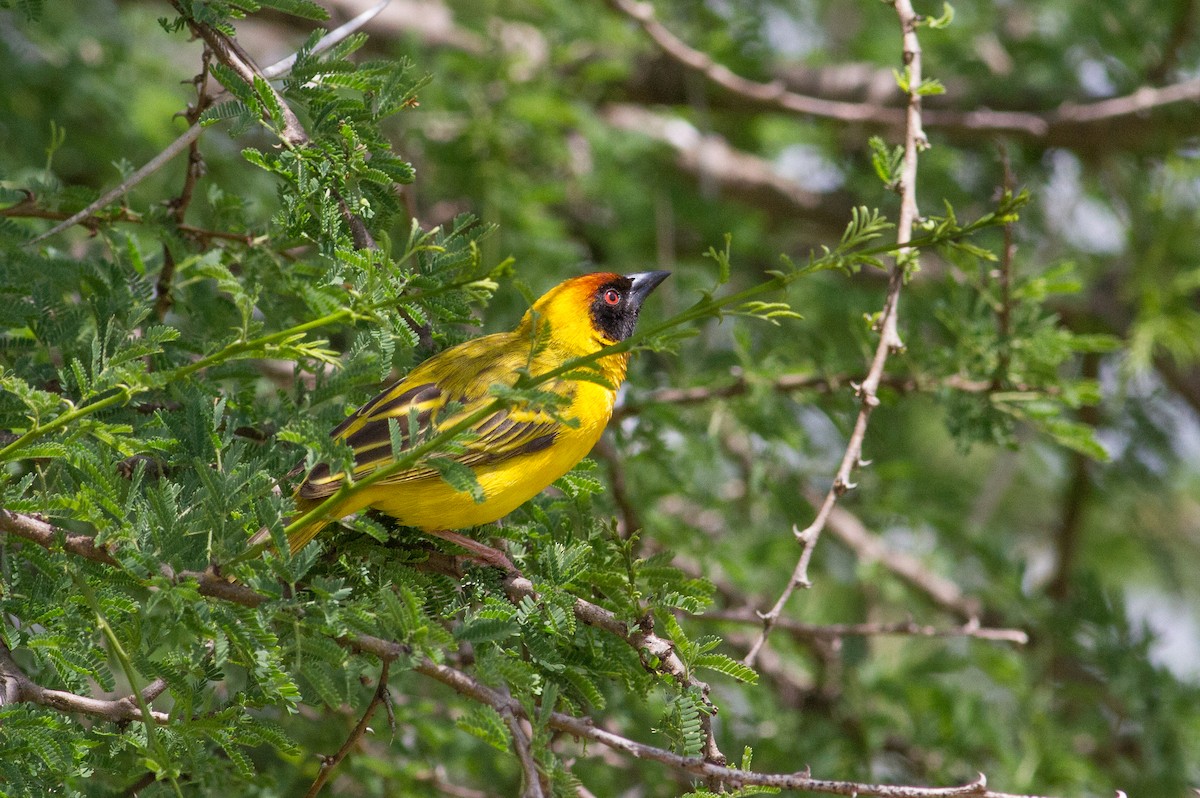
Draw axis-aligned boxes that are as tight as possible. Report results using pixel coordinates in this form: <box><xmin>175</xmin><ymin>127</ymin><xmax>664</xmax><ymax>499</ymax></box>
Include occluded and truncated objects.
<box><xmin>744</xmin><ymin>0</ymin><xmax>927</xmax><ymax>667</ymax></box>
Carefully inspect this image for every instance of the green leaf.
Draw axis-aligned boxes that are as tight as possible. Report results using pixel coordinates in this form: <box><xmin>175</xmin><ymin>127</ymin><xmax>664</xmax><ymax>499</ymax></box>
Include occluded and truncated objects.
<box><xmin>705</xmin><ymin>233</ymin><xmax>733</xmax><ymax>285</ymax></box>
<box><xmin>925</xmin><ymin>2</ymin><xmax>955</xmax><ymax>28</ymax></box>
<box><xmin>426</xmin><ymin>456</ymin><xmax>485</xmax><ymax>503</ymax></box>
<box><xmin>694</xmin><ymin>653</ymin><xmax>759</xmax><ymax>684</ymax></box>
<box><xmin>455</xmin><ymin>617</ymin><xmax>518</xmax><ymax>644</ymax></box>
<box><xmin>254</xmin><ymin>0</ymin><xmax>329</xmax><ymax>20</ymax></box>
<box><xmin>457</xmin><ymin>705</ymin><xmax>511</xmax><ymax>752</ymax></box>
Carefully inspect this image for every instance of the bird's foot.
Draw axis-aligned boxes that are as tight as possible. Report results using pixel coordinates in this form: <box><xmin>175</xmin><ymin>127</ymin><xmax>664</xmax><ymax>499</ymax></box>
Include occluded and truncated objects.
<box><xmin>426</xmin><ymin>529</ymin><xmax>517</xmax><ymax>574</ymax></box>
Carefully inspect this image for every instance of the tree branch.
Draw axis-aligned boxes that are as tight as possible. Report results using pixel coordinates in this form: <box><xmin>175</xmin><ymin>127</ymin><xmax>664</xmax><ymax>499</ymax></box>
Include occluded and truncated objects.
<box><xmin>415</xmin><ymin>658</ymin><xmax>1055</xmax><ymax>798</ymax></box>
<box><xmin>499</xmin><ymin>572</ymin><xmax>726</xmax><ymax>767</ymax></box>
<box><xmin>743</xmin><ymin>0</ymin><xmax>927</xmax><ymax>668</ymax></box>
<box><xmin>303</xmin><ymin>660</ymin><xmax>392</xmax><ymax>798</ymax></box>
<box><xmin>612</xmin><ymin>370</ymin><xmax>1051</xmax><ymax>420</ymax></box>
<box><xmin>2</xmin><ymin>507</ymin><xmax>726</xmax><ymax>765</ymax></box>
<box><xmin>501</xmin><ymin>698</ymin><xmax>546</xmax><ymax>798</ymax></box>
<box><xmin>605</xmin><ymin>0</ymin><xmax>1200</xmax><ymax>150</ymax></box>
<box><xmin>601</xmin><ymin>102</ymin><xmax>850</xmax><ymax>230</ymax></box>
<box><xmin>172</xmin><ymin>0</ymin><xmax>309</xmax><ymax>148</ymax></box>
<box><xmin>700</xmin><ymin>609</ymin><xmax>1027</xmax><ymax>645</ymax></box>
<box><xmin>3</xmin><ymin>508</ymin><xmax>1055</xmax><ymax>797</ymax></box>
<box><xmin>0</xmin><ymin>637</ymin><xmax>171</xmax><ymax>724</ymax></box>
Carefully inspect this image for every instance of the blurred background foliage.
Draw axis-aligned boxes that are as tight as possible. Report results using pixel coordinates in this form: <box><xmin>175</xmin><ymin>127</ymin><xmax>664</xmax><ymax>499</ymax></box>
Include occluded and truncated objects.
<box><xmin>1</xmin><ymin>0</ymin><xmax>1199</xmax><ymax>796</ymax></box>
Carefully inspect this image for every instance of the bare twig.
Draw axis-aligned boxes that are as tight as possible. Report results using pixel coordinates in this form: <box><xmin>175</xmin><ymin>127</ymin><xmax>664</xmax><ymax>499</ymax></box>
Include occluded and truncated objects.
<box><xmin>1</xmin><ymin>200</ymin><xmax>260</xmax><ymax>244</ymax></box>
<box><xmin>268</xmin><ymin>0</ymin><xmax>392</xmax><ymax>78</ymax></box>
<box><xmin>743</xmin><ymin>0</ymin><xmax>927</xmax><ymax>668</ymax></box>
<box><xmin>501</xmin><ymin>700</ymin><xmax>546</xmax><ymax>798</ymax></box>
<box><xmin>303</xmin><ymin>661</ymin><xmax>392</xmax><ymax>798</ymax></box>
<box><xmin>700</xmin><ymin>609</ymin><xmax>1027</xmax><ymax>645</ymax></box>
<box><xmin>613</xmin><ymin>370</ymin><xmax>1045</xmax><ymax>420</ymax></box>
<box><xmin>27</xmin><ymin>124</ymin><xmax>206</xmax><ymax>246</ymax></box>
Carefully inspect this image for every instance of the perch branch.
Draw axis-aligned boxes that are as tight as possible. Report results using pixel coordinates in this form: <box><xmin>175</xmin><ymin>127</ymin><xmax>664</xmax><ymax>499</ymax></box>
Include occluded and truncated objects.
<box><xmin>700</xmin><ymin>609</ymin><xmax>1027</xmax><ymax>645</ymax></box>
<box><xmin>3</xmin><ymin>508</ymin><xmax>1053</xmax><ymax>797</ymax></box>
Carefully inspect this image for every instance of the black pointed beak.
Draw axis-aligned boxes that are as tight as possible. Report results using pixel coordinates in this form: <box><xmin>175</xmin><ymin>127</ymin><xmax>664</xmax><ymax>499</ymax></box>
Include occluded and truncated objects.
<box><xmin>626</xmin><ymin>270</ymin><xmax>671</xmax><ymax>309</ymax></box>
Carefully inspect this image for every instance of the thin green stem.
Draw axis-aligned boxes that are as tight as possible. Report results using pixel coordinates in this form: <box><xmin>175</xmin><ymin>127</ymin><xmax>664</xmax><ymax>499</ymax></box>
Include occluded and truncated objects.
<box><xmin>74</xmin><ymin>574</ymin><xmax>185</xmax><ymax>798</ymax></box>
<box><xmin>0</xmin><ymin>389</ymin><xmax>134</xmax><ymax>463</ymax></box>
<box><xmin>0</xmin><ymin>308</ymin><xmax>359</xmax><ymax>464</ymax></box>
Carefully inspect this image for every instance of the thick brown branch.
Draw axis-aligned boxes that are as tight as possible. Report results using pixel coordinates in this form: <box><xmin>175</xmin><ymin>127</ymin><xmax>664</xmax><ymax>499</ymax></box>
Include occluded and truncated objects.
<box><xmin>5</xmin><ymin>509</ymin><xmax>1054</xmax><ymax>797</ymax></box>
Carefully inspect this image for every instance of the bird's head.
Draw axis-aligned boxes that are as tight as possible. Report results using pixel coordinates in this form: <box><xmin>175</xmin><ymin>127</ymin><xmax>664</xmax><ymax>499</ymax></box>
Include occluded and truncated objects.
<box><xmin>522</xmin><ymin>271</ymin><xmax>671</xmax><ymax>353</ymax></box>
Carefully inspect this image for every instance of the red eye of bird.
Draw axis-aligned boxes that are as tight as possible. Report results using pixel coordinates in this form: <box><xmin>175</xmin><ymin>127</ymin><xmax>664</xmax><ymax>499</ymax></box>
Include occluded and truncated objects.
<box><xmin>603</xmin><ymin>289</ymin><xmax>621</xmax><ymax>305</ymax></box>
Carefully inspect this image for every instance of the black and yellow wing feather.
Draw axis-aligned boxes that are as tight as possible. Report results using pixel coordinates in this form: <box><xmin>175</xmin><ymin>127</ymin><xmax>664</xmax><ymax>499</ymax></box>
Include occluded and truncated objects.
<box><xmin>297</xmin><ymin>334</ymin><xmax>562</xmax><ymax>501</ymax></box>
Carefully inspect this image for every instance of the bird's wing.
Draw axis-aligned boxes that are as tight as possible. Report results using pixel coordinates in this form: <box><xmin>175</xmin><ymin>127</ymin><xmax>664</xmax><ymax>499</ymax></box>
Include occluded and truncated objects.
<box><xmin>297</xmin><ymin>353</ymin><xmax>563</xmax><ymax>501</ymax></box>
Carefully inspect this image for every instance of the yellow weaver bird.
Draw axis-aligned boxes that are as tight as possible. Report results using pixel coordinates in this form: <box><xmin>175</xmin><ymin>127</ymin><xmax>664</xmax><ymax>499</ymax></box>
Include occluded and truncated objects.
<box><xmin>257</xmin><ymin>270</ymin><xmax>669</xmax><ymax>561</ymax></box>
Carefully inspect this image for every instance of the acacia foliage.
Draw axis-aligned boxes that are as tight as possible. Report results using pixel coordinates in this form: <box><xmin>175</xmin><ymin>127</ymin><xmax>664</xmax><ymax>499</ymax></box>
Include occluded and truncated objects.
<box><xmin>1</xmin><ymin>2</ymin><xmax>1198</xmax><ymax>797</ymax></box>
